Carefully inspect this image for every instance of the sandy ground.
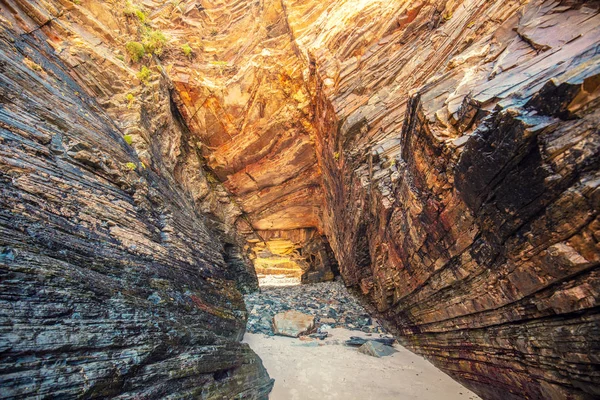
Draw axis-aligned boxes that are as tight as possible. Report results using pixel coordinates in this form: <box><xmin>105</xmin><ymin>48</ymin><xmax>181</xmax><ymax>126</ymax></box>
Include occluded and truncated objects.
<box><xmin>257</xmin><ymin>274</ymin><xmax>301</xmax><ymax>287</ymax></box>
<box><xmin>243</xmin><ymin>328</ymin><xmax>481</xmax><ymax>400</ymax></box>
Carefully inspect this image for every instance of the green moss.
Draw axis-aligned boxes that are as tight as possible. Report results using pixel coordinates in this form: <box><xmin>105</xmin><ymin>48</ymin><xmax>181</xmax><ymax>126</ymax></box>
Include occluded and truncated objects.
<box><xmin>125</xmin><ymin>162</ymin><xmax>137</xmax><ymax>171</ymax></box>
<box><xmin>126</xmin><ymin>93</ymin><xmax>135</xmax><ymax>108</ymax></box>
<box><xmin>124</xmin><ymin>1</ymin><xmax>142</xmax><ymax>17</ymax></box>
<box><xmin>206</xmin><ymin>172</ymin><xmax>220</xmax><ymax>185</ymax></box>
<box><xmin>135</xmin><ymin>9</ymin><xmax>147</xmax><ymax>23</ymax></box>
<box><xmin>123</xmin><ymin>135</ymin><xmax>133</xmax><ymax>145</ymax></box>
<box><xmin>333</xmin><ymin>152</ymin><xmax>340</xmax><ymax>161</ymax></box>
<box><xmin>181</xmin><ymin>43</ymin><xmax>192</xmax><ymax>58</ymax></box>
<box><xmin>125</xmin><ymin>41</ymin><xmax>145</xmax><ymax>62</ymax></box>
<box><xmin>142</xmin><ymin>29</ymin><xmax>167</xmax><ymax>56</ymax></box>
<box><xmin>137</xmin><ymin>66</ymin><xmax>151</xmax><ymax>83</ymax></box>
<box><xmin>123</xmin><ymin>1</ymin><xmax>135</xmax><ymax>14</ymax></box>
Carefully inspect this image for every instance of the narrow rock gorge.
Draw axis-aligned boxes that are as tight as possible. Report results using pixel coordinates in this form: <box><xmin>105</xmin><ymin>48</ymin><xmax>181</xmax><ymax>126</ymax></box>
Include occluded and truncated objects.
<box><xmin>0</xmin><ymin>0</ymin><xmax>598</xmax><ymax>399</ymax></box>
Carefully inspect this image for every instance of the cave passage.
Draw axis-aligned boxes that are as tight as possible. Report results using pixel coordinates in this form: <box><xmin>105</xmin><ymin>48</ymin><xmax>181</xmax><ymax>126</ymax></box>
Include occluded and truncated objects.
<box><xmin>0</xmin><ymin>1</ymin><xmax>598</xmax><ymax>400</ymax></box>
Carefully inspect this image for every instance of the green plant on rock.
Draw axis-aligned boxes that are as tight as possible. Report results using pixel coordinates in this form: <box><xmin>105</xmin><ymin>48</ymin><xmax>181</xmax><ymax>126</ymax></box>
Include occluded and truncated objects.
<box><xmin>206</xmin><ymin>172</ymin><xmax>220</xmax><ymax>185</ymax></box>
<box><xmin>333</xmin><ymin>151</ymin><xmax>340</xmax><ymax>161</ymax></box>
<box><xmin>125</xmin><ymin>162</ymin><xmax>137</xmax><ymax>171</ymax></box>
<box><xmin>142</xmin><ymin>29</ymin><xmax>167</xmax><ymax>56</ymax></box>
<box><xmin>181</xmin><ymin>43</ymin><xmax>192</xmax><ymax>58</ymax></box>
<box><xmin>123</xmin><ymin>134</ymin><xmax>133</xmax><ymax>145</ymax></box>
<box><xmin>134</xmin><ymin>9</ymin><xmax>147</xmax><ymax>23</ymax></box>
<box><xmin>126</xmin><ymin>41</ymin><xmax>145</xmax><ymax>62</ymax></box>
<box><xmin>124</xmin><ymin>1</ymin><xmax>146</xmax><ymax>22</ymax></box>
<box><xmin>137</xmin><ymin>66</ymin><xmax>151</xmax><ymax>84</ymax></box>
<box><xmin>126</xmin><ymin>93</ymin><xmax>135</xmax><ymax>108</ymax></box>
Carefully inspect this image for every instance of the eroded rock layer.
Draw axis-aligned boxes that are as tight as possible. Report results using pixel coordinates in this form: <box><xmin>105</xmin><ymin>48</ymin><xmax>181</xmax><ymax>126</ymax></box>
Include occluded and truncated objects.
<box><xmin>0</xmin><ymin>4</ymin><xmax>272</xmax><ymax>399</ymax></box>
<box><xmin>290</xmin><ymin>0</ymin><xmax>600</xmax><ymax>399</ymax></box>
<box><xmin>1</xmin><ymin>0</ymin><xmax>599</xmax><ymax>399</ymax></box>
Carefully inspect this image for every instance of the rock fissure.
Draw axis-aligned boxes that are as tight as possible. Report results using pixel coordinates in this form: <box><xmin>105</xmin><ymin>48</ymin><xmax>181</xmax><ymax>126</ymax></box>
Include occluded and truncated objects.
<box><xmin>1</xmin><ymin>0</ymin><xmax>599</xmax><ymax>399</ymax></box>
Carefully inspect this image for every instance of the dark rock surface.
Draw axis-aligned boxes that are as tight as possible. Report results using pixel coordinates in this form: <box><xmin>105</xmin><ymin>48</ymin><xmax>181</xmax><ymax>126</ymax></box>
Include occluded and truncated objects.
<box><xmin>345</xmin><ymin>337</ymin><xmax>396</xmax><ymax>347</ymax></box>
<box><xmin>358</xmin><ymin>341</ymin><xmax>397</xmax><ymax>358</ymax></box>
<box><xmin>0</xmin><ymin>21</ymin><xmax>272</xmax><ymax>400</ymax></box>
<box><xmin>309</xmin><ymin>1</ymin><xmax>600</xmax><ymax>399</ymax></box>
<box><xmin>1</xmin><ymin>0</ymin><xmax>599</xmax><ymax>399</ymax></box>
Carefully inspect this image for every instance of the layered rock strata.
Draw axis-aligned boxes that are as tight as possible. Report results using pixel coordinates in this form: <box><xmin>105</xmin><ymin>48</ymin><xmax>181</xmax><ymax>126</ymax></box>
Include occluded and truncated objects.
<box><xmin>250</xmin><ymin>229</ymin><xmax>338</xmax><ymax>284</ymax></box>
<box><xmin>0</xmin><ymin>4</ymin><xmax>272</xmax><ymax>398</ymax></box>
<box><xmin>1</xmin><ymin>0</ymin><xmax>599</xmax><ymax>399</ymax></box>
<box><xmin>288</xmin><ymin>1</ymin><xmax>600</xmax><ymax>399</ymax></box>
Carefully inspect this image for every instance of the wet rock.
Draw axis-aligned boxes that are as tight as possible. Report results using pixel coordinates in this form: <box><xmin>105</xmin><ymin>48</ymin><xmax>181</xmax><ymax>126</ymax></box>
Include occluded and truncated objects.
<box><xmin>273</xmin><ymin>310</ymin><xmax>315</xmax><ymax>337</ymax></box>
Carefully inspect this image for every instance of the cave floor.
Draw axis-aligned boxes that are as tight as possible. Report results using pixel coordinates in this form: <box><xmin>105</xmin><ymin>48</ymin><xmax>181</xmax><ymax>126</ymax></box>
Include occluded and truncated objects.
<box><xmin>243</xmin><ymin>283</ymin><xmax>481</xmax><ymax>400</ymax></box>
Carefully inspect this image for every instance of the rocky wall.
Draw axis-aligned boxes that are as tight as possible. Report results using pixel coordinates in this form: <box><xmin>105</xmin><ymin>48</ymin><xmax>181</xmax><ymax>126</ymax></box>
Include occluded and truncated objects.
<box><xmin>1</xmin><ymin>0</ymin><xmax>599</xmax><ymax>398</ymax></box>
<box><xmin>0</xmin><ymin>5</ymin><xmax>272</xmax><ymax>399</ymax></box>
<box><xmin>295</xmin><ymin>0</ymin><xmax>600</xmax><ymax>398</ymax></box>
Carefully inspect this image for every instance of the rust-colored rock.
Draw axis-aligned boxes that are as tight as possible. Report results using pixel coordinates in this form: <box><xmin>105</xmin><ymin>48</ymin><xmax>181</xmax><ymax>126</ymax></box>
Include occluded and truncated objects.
<box><xmin>1</xmin><ymin>0</ymin><xmax>599</xmax><ymax>399</ymax></box>
<box><xmin>300</xmin><ymin>1</ymin><xmax>600</xmax><ymax>399</ymax></box>
<box><xmin>273</xmin><ymin>310</ymin><xmax>315</xmax><ymax>337</ymax></box>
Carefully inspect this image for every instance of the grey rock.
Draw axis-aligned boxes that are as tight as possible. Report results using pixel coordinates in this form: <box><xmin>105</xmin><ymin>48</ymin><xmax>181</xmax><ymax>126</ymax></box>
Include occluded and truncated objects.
<box><xmin>358</xmin><ymin>341</ymin><xmax>398</xmax><ymax>358</ymax></box>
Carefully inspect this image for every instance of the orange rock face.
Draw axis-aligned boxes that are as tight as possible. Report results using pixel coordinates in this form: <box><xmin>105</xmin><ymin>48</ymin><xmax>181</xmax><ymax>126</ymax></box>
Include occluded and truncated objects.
<box><xmin>1</xmin><ymin>0</ymin><xmax>599</xmax><ymax>399</ymax></box>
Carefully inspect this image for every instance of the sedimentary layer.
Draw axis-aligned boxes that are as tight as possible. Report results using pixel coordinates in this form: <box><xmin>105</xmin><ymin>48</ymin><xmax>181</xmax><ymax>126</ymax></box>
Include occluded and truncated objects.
<box><xmin>0</xmin><ymin>3</ymin><xmax>272</xmax><ymax>398</ymax></box>
<box><xmin>291</xmin><ymin>1</ymin><xmax>600</xmax><ymax>398</ymax></box>
<box><xmin>1</xmin><ymin>0</ymin><xmax>599</xmax><ymax>399</ymax></box>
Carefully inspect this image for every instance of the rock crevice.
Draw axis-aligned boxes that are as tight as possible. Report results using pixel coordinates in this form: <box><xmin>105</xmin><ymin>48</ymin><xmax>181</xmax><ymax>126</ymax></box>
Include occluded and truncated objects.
<box><xmin>1</xmin><ymin>0</ymin><xmax>599</xmax><ymax>399</ymax></box>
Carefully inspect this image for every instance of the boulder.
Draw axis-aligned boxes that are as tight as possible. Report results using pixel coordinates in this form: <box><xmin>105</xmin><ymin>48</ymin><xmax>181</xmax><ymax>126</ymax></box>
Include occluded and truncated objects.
<box><xmin>273</xmin><ymin>310</ymin><xmax>315</xmax><ymax>337</ymax></box>
<box><xmin>358</xmin><ymin>341</ymin><xmax>397</xmax><ymax>358</ymax></box>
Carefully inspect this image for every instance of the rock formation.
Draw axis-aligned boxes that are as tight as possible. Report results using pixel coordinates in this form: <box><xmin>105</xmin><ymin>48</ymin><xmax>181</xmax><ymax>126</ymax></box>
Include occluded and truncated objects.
<box><xmin>0</xmin><ymin>1</ymin><xmax>272</xmax><ymax>398</ymax></box>
<box><xmin>300</xmin><ymin>1</ymin><xmax>600</xmax><ymax>399</ymax></box>
<box><xmin>0</xmin><ymin>0</ymin><xmax>599</xmax><ymax>399</ymax></box>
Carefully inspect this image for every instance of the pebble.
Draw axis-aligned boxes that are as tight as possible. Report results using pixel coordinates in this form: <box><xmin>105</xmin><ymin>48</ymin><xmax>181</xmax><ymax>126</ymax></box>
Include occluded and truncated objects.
<box><xmin>244</xmin><ymin>281</ymin><xmax>388</xmax><ymax>336</ymax></box>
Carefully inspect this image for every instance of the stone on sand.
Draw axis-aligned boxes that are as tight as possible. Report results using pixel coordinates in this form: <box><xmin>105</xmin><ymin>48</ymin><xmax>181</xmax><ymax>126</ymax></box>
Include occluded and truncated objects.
<box><xmin>358</xmin><ymin>341</ymin><xmax>397</xmax><ymax>358</ymax></box>
<box><xmin>273</xmin><ymin>310</ymin><xmax>315</xmax><ymax>337</ymax></box>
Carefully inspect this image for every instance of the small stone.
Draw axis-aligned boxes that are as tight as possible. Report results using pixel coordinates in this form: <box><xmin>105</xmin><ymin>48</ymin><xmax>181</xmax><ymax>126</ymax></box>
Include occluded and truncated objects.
<box><xmin>358</xmin><ymin>341</ymin><xmax>397</xmax><ymax>358</ymax></box>
<box><xmin>345</xmin><ymin>337</ymin><xmax>367</xmax><ymax>346</ymax></box>
<box><xmin>309</xmin><ymin>332</ymin><xmax>328</xmax><ymax>340</ymax></box>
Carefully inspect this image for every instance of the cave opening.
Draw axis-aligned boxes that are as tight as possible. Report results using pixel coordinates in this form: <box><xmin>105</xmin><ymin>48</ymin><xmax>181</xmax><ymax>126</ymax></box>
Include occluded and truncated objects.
<box><xmin>246</xmin><ymin>229</ymin><xmax>341</xmax><ymax>287</ymax></box>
